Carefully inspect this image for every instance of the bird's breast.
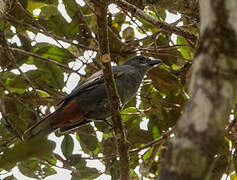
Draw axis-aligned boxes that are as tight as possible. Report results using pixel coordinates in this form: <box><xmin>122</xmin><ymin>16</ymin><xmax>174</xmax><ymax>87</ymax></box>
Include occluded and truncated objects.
<box><xmin>116</xmin><ymin>70</ymin><xmax>143</xmax><ymax>105</ymax></box>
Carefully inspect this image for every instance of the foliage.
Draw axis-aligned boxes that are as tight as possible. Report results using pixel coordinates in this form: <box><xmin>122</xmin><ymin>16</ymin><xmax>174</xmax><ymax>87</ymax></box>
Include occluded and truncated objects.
<box><xmin>0</xmin><ymin>0</ymin><xmax>236</xmax><ymax>179</ymax></box>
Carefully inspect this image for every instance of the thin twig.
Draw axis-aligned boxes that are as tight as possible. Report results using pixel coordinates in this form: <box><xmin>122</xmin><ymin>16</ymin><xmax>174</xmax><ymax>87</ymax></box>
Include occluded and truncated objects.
<box><xmin>0</xmin><ymin>80</ymin><xmax>36</xmax><ymax>114</ymax></box>
<box><xmin>129</xmin><ymin>126</ymin><xmax>176</xmax><ymax>154</ymax></box>
<box><xmin>75</xmin><ymin>5</ymin><xmax>98</xmax><ymax>46</ymax></box>
<box><xmin>0</xmin><ymin>88</ymin><xmax>23</xmax><ymax>139</ymax></box>
<box><xmin>9</xmin><ymin>47</ymin><xmax>84</xmax><ymax>76</ymax></box>
<box><xmin>53</xmin><ymin>153</ymin><xmax>81</xmax><ymax>176</ymax></box>
<box><xmin>4</xmin><ymin>15</ymin><xmax>98</xmax><ymax>52</ymax></box>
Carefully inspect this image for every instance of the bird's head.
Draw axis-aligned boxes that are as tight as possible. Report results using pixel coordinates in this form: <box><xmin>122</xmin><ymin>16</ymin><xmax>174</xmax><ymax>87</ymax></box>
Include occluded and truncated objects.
<box><xmin>124</xmin><ymin>55</ymin><xmax>162</xmax><ymax>73</ymax></box>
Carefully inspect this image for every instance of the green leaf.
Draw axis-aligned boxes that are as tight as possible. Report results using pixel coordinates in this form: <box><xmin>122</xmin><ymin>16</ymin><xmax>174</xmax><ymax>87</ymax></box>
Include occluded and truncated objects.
<box><xmin>26</xmin><ymin>63</ymin><xmax>64</xmax><ymax>90</ymax></box>
<box><xmin>177</xmin><ymin>36</ymin><xmax>194</xmax><ymax>60</ymax></box>
<box><xmin>33</xmin><ymin>43</ymin><xmax>69</xmax><ymax>63</ymax></box>
<box><xmin>27</xmin><ymin>1</ymin><xmax>45</xmax><ymax>13</ymax></box>
<box><xmin>121</xmin><ymin>107</ymin><xmax>137</xmax><ymax>114</ymax></box>
<box><xmin>154</xmin><ymin>8</ymin><xmax>166</xmax><ymax>21</ymax></box>
<box><xmin>38</xmin><ymin>5</ymin><xmax>70</xmax><ymax>37</ymax></box>
<box><xmin>2</xmin><ymin>72</ymin><xmax>27</xmax><ymax>90</ymax></box>
<box><xmin>0</xmin><ymin>19</ymin><xmax>4</xmax><ymax>30</ymax></box>
<box><xmin>30</xmin><ymin>0</ymin><xmax>57</xmax><ymax>4</ymax></box>
<box><xmin>18</xmin><ymin>158</ymin><xmax>56</xmax><ymax>179</ymax></box>
<box><xmin>3</xmin><ymin>175</ymin><xmax>17</xmax><ymax>180</ymax></box>
<box><xmin>36</xmin><ymin>89</ymin><xmax>50</xmax><ymax>97</ymax></box>
<box><xmin>101</xmin><ymin>137</ymin><xmax>116</xmax><ymax>156</ymax></box>
<box><xmin>121</xmin><ymin>107</ymin><xmax>138</xmax><ymax>122</ymax></box>
<box><xmin>114</xmin><ymin>12</ymin><xmax>126</xmax><ymax>25</ymax></box>
<box><xmin>152</xmin><ymin>126</ymin><xmax>160</xmax><ymax>139</ymax></box>
<box><xmin>8</xmin><ymin>87</ymin><xmax>26</xmax><ymax>95</ymax></box>
<box><xmin>122</xmin><ymin>27</ymin><xmax>135</xmax><ymax>41</ymax></box>
<box><xmin>109</xmin><ymin>27</ymin><xmax>123</xmax><ymax>53</ymax></box>
<box><xmin>72</xmin><ymin>166</ymin><xmax>100</xmax><ymax>180</ymax></box>
<box><xmin>67</xmin><ymin>154</ymin><xmax>82</xmax><ymax>166</ymax></box>
<box><xmin>0</xmin><ymin>123</ymin><xmax>13</xmax><ymax>142</ymax></box>
<box><xmin>72</xmin><ymin>156</ymin><xmax>101</xmax><ymax>179</ymax></box>
<box><xmin>127</xmin><ymin>126</ymin><xmax>153</xmax><ymax>146</ymax></box>
<box><xmin>77</xmin><ymin>125</ymin><xmax>99</xmax><ymax>153</ymax></box>
<box><xmin>113</xmin><ymin>12</ymin><xmax>126</xmax><ymax>32</ymax></box>
<box><xmin>39</xmin><ymin>5</ymin><xmax>61</xmax><ymax>19</ymax></box>
<box><xmin>61</xmin><ymin>135</ymin><xmax>74</xmax><ymax>158</ymax></box>
<box><xmin>94</xmin><ymin>121</ymin><xmax>111</xmax><ymax>134</ymax></box>
<box><xmin>0</xmin><ymin>138</ymin><xmax>55</xmax><ymax>170</ymax></box>
<box><xmin>4</xmin><ymin>97</ymin><xmax>35</xmax><ymax>130</ymax></box>
<box><xmin>62</xmin><ymin>0</ymin><xmax>78</xmax><ymax>18</ymax></box>
<box><xmin>147</xmin><ymin>67</ymin><xmax>179</xmax><ymax>94</ymax></box>
<box><xmin>231</xmin><ymin>172</ymin><xmax>237</xmax><ymax>180</ymax></box>
<box><xmin>142</xmin><ymin>148</ymin><xmax>153</xmax><ymax>161</ymax></box>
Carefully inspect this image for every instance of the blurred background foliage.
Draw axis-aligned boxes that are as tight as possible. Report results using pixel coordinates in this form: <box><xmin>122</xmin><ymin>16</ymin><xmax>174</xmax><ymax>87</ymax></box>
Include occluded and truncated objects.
<box><xmin>0</xmin><ymin>0</ymin><xmax>236</xmax><ymax>179</ymax></box>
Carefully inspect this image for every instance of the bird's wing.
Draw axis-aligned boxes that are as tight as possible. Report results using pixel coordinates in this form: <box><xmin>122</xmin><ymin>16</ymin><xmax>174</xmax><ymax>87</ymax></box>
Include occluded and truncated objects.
<box><xmin>59</xmin><ymin>66</ymin><xmax>125</xmax><ymax>106</ymax></box>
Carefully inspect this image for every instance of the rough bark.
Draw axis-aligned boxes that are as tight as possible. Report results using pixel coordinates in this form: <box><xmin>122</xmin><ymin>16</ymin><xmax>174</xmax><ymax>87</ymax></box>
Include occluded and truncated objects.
<box><xmin>0</xmin><ymin>0</ymin><xmax>7</xmax><ymax>18</ymax></box>
<box><xmin>160</xmin><ymin>0</ymin><xmax>237</xmax><ymax>179</ymax></box>
<box><xmin>0</xmin><ymin>0</ymin><xmax>13</xmax><ymax>18</ymax></box>
<box><xmin>93</xmin><ymin>1</ymin><xmax>130</xmax><ymax>180</ymax></box>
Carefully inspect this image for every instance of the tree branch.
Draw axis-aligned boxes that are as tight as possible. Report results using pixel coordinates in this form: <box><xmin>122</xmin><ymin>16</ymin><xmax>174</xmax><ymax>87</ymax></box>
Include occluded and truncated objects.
<box><xmin>112</xmin><ymin>0</ymin><xmax>197</xmax><ymax>44</ymax></box>
<box><xmin>129</xmin><ymin>126</ymin><xmax>176</xmax><ymax>154</ymax></box>
<box><xmin>146</xmin><ymin>0</ymin><xmax>199</xmax><ymax>19</ymax></box>
<box><xmin>93</xmin><ymin>1</ymin><xmax>130</xmax><ymax>179</ymax></box>
<box><xmin>4</xmin><ymin>15</ymin><xmax>98</xmax><ymax>52</ymax></box>
<box><xmin>9</xmin><ymin>47</ymin><xmax>83</xmax><ymax>76</ymax></box>
<box><xmin>118</xmin><ymin>0</ymin><xmax>199</xmax><ymax>20</ymax></box>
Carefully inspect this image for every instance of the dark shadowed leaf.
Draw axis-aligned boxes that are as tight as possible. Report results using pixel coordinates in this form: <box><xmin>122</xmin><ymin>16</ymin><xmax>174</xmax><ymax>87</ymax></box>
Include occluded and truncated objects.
<box><xmin>62</xmin><ymin>0</ymin><xmax>78</xmax><ymax>18</ymax></box>
<box><xmin>76</xmin><ymin>125</ymin><xmax>99</xmax><ymax>153</ymax></box>
<box><xmin>122</xmin><ymin>27</ymin><xmax>135</xmax><ymax>41</ymax></box>
<box><xmin>61</xmin><ymin>135</ymin><xmax>74</xmax><ymax>158</ymax></box>
<box><xmin>127</xmin><ymin>126</ymin><xmax>153</xmax><ymax>146</ymax></box>
<box><xmin>148</xmin><ymin>67</ymin><xmax>179</xmax><ymax>94</ymax></box>
<box><xmin>0</xmin><ymin>137</ymin><xmax>55</xmax><ymax>170</ymax></box>
<box><xmin>102</xmin><ymin>137</ymin><xmax>117</xmax><ymax>156</ymax></box>
<box><xmin>71</xmin><ymin>167</ymin><xmax>100</xmax><ymax>180</ymax></box>
<box><xmin>3</xmin><ymin>175</ymin><xmax>17</xmax><ymax>180</ymax></box>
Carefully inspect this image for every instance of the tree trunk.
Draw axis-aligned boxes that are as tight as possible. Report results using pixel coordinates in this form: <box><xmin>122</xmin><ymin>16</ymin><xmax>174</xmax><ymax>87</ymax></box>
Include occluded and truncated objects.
<box><xmin>160</xmin><ymin>0</ymin><xmax>237</xmax><ymax>179</ymax></box>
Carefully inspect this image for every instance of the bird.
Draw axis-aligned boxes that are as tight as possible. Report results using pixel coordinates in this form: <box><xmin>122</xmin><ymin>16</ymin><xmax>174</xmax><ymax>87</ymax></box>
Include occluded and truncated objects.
<box><xmin>23</xmin><ymin>55</ymin><xmax>162</xmax><ymax>139</ymax></box>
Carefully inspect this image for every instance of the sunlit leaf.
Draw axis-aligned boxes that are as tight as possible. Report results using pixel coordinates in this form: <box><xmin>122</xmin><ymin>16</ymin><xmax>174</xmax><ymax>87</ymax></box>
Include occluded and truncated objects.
<box><xmin>177</xmin><ymin>36</ymin><xmax>194</xmax><ymax>60</ymax></box>
<box><xmin>27</xmin><ymin>1</ymin><xmax>45</xmax><ymax>13</ymax></box>
<box><xmin>36</xmin><ymin>89</ymin><xmax>50</xmax><ymax>97</ymax></box>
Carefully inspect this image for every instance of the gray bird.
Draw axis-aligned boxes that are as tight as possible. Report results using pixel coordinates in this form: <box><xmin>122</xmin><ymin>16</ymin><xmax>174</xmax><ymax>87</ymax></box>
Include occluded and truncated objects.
<box><xmin>23</xmin><ymin>56</ymin><xmax>162</xmax><ymax>139</ymax></box>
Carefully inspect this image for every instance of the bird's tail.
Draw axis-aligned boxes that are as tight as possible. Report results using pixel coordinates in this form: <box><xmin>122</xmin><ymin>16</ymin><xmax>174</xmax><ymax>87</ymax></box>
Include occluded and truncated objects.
<box><xmin>23</xmin><ymin>110</ymin><xmax>58</xmax><ymax>140</ymax></box>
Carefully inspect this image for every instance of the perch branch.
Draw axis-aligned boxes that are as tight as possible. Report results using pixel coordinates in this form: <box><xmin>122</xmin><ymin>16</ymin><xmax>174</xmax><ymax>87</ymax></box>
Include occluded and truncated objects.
<box><xmin>93</xmin><ymin>0</ymin><xmax>130</xmax><ymax>179</ymax></box>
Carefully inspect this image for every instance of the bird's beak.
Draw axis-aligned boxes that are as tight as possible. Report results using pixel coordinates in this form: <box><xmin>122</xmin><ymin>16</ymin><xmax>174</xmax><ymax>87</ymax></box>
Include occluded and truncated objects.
<box><xmin>148</xmin><ymin>59</ymin><xmax>162</xmax><ymax>66</ymax></box>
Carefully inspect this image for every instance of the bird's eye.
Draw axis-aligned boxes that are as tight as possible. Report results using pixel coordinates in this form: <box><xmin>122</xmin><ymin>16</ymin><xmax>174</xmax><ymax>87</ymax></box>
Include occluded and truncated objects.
<box><xmin>139</xmin><ymin>58</ymin><xmax>147</xmax><ymax>64</ymax></box>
